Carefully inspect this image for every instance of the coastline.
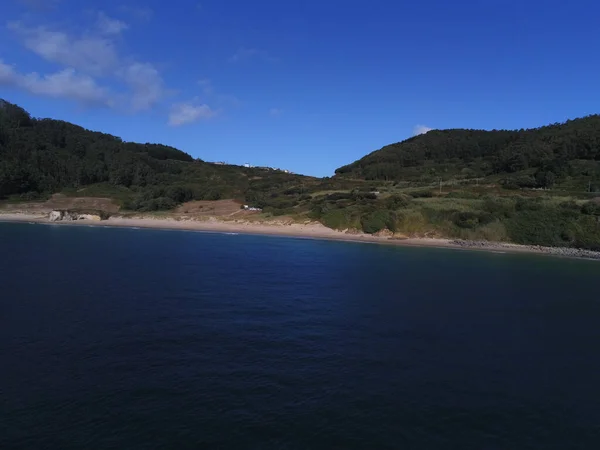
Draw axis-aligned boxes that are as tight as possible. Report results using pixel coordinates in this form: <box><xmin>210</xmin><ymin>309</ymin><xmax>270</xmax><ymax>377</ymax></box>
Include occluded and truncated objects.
<box><xmin>1</xmin><ymin>212</ymin><xmax>599</xmax><ymax>261</ymax></box>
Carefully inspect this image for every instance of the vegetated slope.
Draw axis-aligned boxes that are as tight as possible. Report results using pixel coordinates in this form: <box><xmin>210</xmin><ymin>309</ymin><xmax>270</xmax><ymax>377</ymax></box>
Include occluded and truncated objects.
<box><xmin>322</xmin><ymin>115</ymin><xmax>600</xmax><ymax>250</ymax></box>
<box><xmin>335</xmin><ymin>117</ymin><xmax>600</xmax><ymax>191</ymax></box>
<box><xmin>2</xmin><ymin>99</ymin><xmax>599</xmax><ymax>250</ymax></box>
<box><xmin>0</xmin><ymin>99</ymin><xmax>313</xmax><ymax>211</ymax></box>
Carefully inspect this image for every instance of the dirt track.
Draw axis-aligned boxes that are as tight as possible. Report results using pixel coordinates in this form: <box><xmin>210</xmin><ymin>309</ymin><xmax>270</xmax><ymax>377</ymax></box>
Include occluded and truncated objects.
<box><xmin>174</xmin><ymin>199</ymin><xmax>257</xmax><ymax>218</ymax></box>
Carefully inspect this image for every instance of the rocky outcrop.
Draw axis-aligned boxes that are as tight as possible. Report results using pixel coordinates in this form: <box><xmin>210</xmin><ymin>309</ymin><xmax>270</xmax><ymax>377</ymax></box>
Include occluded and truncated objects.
<box><xmin>450</xmin><ymin>240</ymin><xmax>600</xmax><ymax>260</ymax></box>
<box><xmin>48</xmin><ymin>210</ymin><xmax>103</xmax><ymax>222</ymax></box>
<box><xmin>48</xmin><ymin>210</ymin><xmax>64</xmax><ymax>222</ymax></box>
<box><xmin>374</xmin><ymin>229</ymin><xmax>394</xmax><ymax>238</ymax></box>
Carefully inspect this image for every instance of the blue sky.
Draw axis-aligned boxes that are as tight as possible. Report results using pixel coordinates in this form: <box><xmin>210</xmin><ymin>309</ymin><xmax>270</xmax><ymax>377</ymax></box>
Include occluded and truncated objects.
<box><xmin>1</xmin><ymin>0</ymin><xmax>599</xmax><ymax>176</ymax></box>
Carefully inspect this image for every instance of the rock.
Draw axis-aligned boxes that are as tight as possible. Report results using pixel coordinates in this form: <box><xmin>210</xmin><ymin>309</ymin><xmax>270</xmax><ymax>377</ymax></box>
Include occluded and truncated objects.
<box><xmin>48</xmin><ymin>210</ymin><xmax>102</xmax><ymax>222</ymax></box>
<box><xmin>48</xmin><ymin>210</ymin><xmax>63</xmax><ymax>221</ymax></box>
<box><xmin>449</xmin><ymin>239</ymin><xmax>600</xmax><ymax>260</ymax></box>
<box><xmin>78</xmin><ymin>214</ymin><xmax>101</xmax><ymax>221</ymax></box>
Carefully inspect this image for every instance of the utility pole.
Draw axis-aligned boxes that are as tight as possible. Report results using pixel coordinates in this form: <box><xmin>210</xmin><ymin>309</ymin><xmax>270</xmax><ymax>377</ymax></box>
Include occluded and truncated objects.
<box><xmin>439</xmin><ymin>178</ymin><xmax>442</xmax><ymax>194</ymax></box>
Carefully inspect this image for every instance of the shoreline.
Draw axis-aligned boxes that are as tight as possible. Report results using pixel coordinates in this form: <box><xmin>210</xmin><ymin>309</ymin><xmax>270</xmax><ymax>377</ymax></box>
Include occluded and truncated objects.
<box><xmin>1</xmin><ymin>212</ymin><xmax>599</xmax><ymax>261</ymax></box>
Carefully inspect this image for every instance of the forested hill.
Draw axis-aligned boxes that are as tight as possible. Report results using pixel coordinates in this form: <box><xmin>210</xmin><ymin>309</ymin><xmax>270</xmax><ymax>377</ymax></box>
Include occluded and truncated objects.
<box><xmin>0</xmin><ymin>100</ymin><xmax>310</xmax><ymax>211</ymax></box>
<box><xmin>335</xmin><ymin>116</ymin><xmax>600</xmax><ymax>187</ymax></box>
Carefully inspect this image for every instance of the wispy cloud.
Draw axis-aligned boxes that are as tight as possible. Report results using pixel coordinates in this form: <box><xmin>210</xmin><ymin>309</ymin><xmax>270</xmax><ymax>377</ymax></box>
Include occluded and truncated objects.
<box><xmin>228</xmin><ymin>47</ymin><xmax>276</xmax><ymax>63</ymax></box>
<box><xmin>5</xmin><ymin>9</ymin><xmax>238</xmax><ymax>122</ymax></box>
<box><xmin>0</xmin><ymin>60</ymin><xmax>112</xmax><ymax>106</ymax></box>
<box><xmin>97</xmin><ymin>12</ymin><xmax>129</xmax><ymax>35</ymax></box>
<box><xmin>0</xmin><ymin>60</ymin><xmax>17</xmax><ymax>83</ymax></box>
<box><xmin>120</xmin><ymin>62</ymin><xmax>165</xmax><ymax>111</ymax></box>
<box><xmin>269</xmin><ymin>108</ymin><xmax>283</xmax><ymax>117</ymax></box>
<box><xmin>9</xmin><ymin>21</ymin><xmax>119</xmax><ymax>76</ymax></box>
<box><xmin>198</xmin><ymin>78</ymin><xmax>213</xmax><ymax>94</ymax></box>
<box><xmin>413</xmin><ymin>124</ymin><xmax>433</xmax><ymax>136</ymax></box>
<box><xmin>197</xmin><ymin>78</ymin><xmax>240</xmax><ymax>108</ymax></box>
<box><xmin>168</xmin><ymin>101</ymin><xmax>216</xmax><ymax>126</ymax></box>
<box><xmin>7</xmin><ymin>18</ymin><xmax>167</xmax><ymax>112</ymax></box>
<box><xmin>21</xmin><ymin>69</ymin><xmax>112</xmax><ymax>104</ymax></box>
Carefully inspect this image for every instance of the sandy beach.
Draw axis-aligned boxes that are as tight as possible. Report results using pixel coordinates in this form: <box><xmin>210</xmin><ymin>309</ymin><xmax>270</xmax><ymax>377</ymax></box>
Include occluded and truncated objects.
<box><xmin>2</xmin><ymin>211</ymin><xmax>600</xmax><ymax>260</ymax></box>
<box><xmin>0</xmin><ymin>212</ymin><xmax>450</xmax><ymax>247</ymax></box>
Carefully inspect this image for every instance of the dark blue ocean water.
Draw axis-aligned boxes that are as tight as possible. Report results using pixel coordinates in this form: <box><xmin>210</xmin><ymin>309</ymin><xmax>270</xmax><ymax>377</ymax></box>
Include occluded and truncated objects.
<box><xmin>1</xmin><ymin>222</ymin><xmax>599</xmax><ymax>449</ymax></box>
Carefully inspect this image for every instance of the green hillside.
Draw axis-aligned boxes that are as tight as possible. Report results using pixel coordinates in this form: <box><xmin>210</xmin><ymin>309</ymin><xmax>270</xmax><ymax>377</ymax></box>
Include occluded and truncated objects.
<box><xmin>2</xmin><ymin>100</ymin><xmax>599</xmax><ymax>250</ymax></box>
<box><xmin>0</xmin><ymin>99</ymin><xmax>315</xmax><ymax>211</ymax></box>
<box><xmin>335</xmin><ymin>117</ymin><xmax>600</xmax><ymax>192</ymax></box>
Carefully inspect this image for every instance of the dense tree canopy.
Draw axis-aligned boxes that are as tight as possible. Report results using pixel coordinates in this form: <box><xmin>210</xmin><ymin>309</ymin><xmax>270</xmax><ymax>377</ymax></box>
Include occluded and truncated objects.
<box><xmin>0</xmin><ymin>100</ymin><xmax>310</xmax><ymax>210</ymax></box>
<box><xmin>335</xmin><ymin>116</ymin><xmax>600</xmax><ymax>188</ymax></box>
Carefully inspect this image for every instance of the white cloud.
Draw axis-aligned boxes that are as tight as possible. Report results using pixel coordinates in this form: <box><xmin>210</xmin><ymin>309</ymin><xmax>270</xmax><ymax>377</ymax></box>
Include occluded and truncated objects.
<box><xmin>0</xmin><ymin>60</ymin><xmax>17</xmax><ymax>83</ymax></box>
<box><xmin>168</xmin><ymin>102</ymin><xmax>216</xmax><ymax>126</ymax></box>
<box><xmin>0</xmin><ymin>60</ymin><xmax>112</xmax><ymax>105</ymax></box>
<box><xmin>21</xmin><ymin>69</ymin><xmax>111</xmax><ymax>104</ymax></box>
<box><xmin>120</xmin><ymin>62</ymin><xmax>165</xmax><ymax>111</ymax></box>
<box><xmin>228</xmin><ymin>47</ymin><xmax>275</xmax><ymax>63</ymax></box>
<box><xmin>269</xmin><ymin>108</ymin><xmax>282</xmax><ymax>117</ymax></box>
<box><xmin>97</xmin><ymin>12</ymin><xmax>128</xmax><ymax>35</ymax></box>
<box><xmin>8</xmin><ymin>20</ymin><xmax>168</xmax><ymax>111</ymax></box>
<box><xmin>413</xmin><ymin>125</ymin><xmax>433</xmax><ymax>136</ymax></box>
<box><xmin>9</xmin><ymin>22</ymin><xmax>118</xmax><ymax>75</ymax></box>
<box><xmin>6</xmin><ymin>15</ymin><xmax>238</xmax><ymax>121</ymax></box>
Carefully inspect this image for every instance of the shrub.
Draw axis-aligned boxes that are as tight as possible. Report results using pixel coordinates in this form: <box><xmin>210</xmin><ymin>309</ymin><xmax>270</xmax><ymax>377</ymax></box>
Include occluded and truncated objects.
<box><xmin>504</xmin><ymin>207</ymin><xmax>592</xmax><ymax>247</ymax></box>
<box><xmin>19</xmin><ymin>191</ymin><xmax>42</xmax><ymax>201</ymax></box>
<box><xmin>165</xmin><ymin>186</ymin><xmax>194</xmax><ymax>203</ymax></box>
<box><xmin>395</xmin><ymin>211</ymin><xmax>428</xmax><ymax>234</ymax></box>
<box><xmin>362</xmin><ymin>193</ymin><xmax>378</xmax><ymax>200</ymax></box>
<box><xmin>361</xmin><ymin>210</ymin><xmax>392</xmax><ymax>234</ymax></box>
<box><xmin>501</xmin><ymin>181</ymin><xmax>520</xmax><ymax>190</ymax></box>
<box><xmin>422</xmin><ymin>207</ymin><xmax>459</xmax><ymax>225</ymax></box>
<box><xmin>560</xmin><ymin>200</ymin><xmax>580</xmax><ymax>211</ymax></box>
<box><xmin>385</xmin><ymin>194</ymin><xmax>412</xmax><ymax>209</ymax></box>
<box><xmin>326</xmin><ymin>192</ymin><xmax>352</xmax><ymax>201</ymax></box>
<box><xmin>145</xmin><ymin>197</ymin><xmax>176</xmax><ymax>211</ymax></box>
<box><xmin>321</xmin><ymin>209</ymin><xmax>351</xmax><ymax>230</ymax></box>
<box><xmin>582</xmin><ymin>201</ymin><xmax>600</xmax><ymax>216</ymax></box>
<box><xmin>474</xmin><ymin>221</ymin><xmax>508</xmax><ymax>242</ymax></box>
<box><xmin>515</xmin><ymin>196</ymin><xmax>543</xmax><ymax>211</ymax></box>
<box><xmin>283</xmin><ymin>187</ymin><xmax>302</xmax><ymax>195</ymax></box>
<box><xmin>482</xmin><ymin>196</ymin><xmax>515</xmax><ymax>218</ymax></box>
<box><xmin>410</xmin><ymin>190</ymin><xmax>434</xmax><ymax>198</ymax></box>
<box><xmin>453</xmin><ymin>212</ymin><xmax>480</xmax><ymax>229</ymax></box>
<box><xmin>513</xmin><ymin>175</ymin><xmax>538</xmax><ymax>188</ymax></box>
<box><xmin>446</xmin><ymin>190</ymin><xmax>480</xmax><ymax>199</ymax></box>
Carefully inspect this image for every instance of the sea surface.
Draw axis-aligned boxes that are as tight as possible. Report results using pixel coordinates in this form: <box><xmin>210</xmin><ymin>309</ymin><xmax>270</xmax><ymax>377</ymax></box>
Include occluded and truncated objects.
<box><xmin>1</xmin><ymin>222</ymin><xmax>599</xmax><ymax>449</ymax></box>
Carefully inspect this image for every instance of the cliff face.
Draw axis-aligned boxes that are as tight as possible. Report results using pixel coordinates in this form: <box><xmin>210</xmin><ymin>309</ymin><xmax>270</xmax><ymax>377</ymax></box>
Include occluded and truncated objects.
<box><xmin>48</xmin><ymin>210</ymin><xmax>102</xmax><ymax>222</ymax></box>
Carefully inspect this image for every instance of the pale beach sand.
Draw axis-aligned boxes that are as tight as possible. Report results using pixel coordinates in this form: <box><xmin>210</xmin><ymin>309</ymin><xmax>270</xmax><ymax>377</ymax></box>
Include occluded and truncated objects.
<box><xmin>0</xmin><ymin>212</ymin><xmax>452</xmax><ymax>247</ymax></box>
